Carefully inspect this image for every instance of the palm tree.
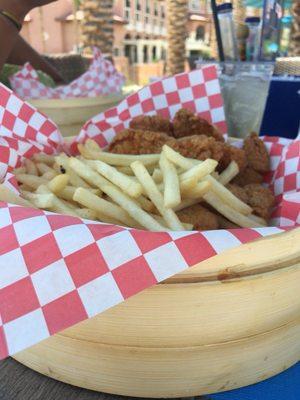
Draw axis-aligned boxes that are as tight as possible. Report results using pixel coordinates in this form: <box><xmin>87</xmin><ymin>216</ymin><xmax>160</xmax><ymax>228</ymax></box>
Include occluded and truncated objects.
<box><xmin>80</xmin><ymin>0</ymin><xmax>114</xmax><ymax>56</ymax></box>
<box><xmin>290</xmin><ymin>0</ymin><xmax>300</xmax><ymax>56</ymax></box>
<box><xmin>166</xmin><ymin>0</ymin><xmax>189</xmax><ymax>75</ymax></box>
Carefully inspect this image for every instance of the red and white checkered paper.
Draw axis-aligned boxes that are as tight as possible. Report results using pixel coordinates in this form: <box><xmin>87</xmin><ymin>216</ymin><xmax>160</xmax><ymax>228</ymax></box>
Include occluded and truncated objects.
<box><xmin>9</xmin><ymin>48</ymin><xmax>125</xmax><ymax>100</ymax></box>
<box><xmin>0</xmin><ymin>66</ymin><xmax>299</xmax><ymax>360</ymax></box>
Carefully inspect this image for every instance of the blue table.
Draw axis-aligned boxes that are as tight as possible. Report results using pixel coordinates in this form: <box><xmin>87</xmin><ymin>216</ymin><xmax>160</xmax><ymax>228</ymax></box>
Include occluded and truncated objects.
<box><xmin>210</xmin><ymin>362</ymin><xmax>300</xmax><ymax>400</ymax></box>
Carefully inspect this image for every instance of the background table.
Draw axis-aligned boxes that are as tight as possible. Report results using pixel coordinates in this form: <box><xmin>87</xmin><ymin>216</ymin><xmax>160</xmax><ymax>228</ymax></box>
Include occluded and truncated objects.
<box><xmin>0</xmin><ymin>358</ymin><xmax>299</xmax><ymax>400</ymax></box>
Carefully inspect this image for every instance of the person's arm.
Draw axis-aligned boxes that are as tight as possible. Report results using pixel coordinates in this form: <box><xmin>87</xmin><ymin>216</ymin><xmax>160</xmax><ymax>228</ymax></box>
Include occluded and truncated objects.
<box><xmin>7</xmin><ymin>34</ymin><xmax>64</xmax><ymax>83</ymax></box>
<box><xmin>0</xmin><ymin>0</ymin><xmax>57</xmax><ymax>73</ymax></box>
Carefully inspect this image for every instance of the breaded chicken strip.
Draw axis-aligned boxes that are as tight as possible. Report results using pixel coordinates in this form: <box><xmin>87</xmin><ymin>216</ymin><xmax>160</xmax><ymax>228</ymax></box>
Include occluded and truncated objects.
<box><xmin>177</xmin><ymin>203</ymin><xmax>219</xmax><ymax>231</ymax></box>
<box><xmin>232</xmin><ymin>167</ymin><xmax>264</xmax><ymax>187</ymax></box>
<box><xmin>177</xmin><ymin>135</ymin><xmax>225</xmax><ymax>163</ymax></box>
<box><xmin>244</xmin><ymin>184</ymin><xmax>275</xmax><ymax>220</ymax></box>
<box><xmin>108</xmin><ymin>129</ymin><xmax>178</xmax><ymax>154</ymax></box>
<box><xmin>227</xmin><ymin>183</ymin><xmax>275</xmax><ymax>220</ymax></box>
<box><xmin>220</xmin><ymin>145</ymin><xmax>248</xmax><ymax>173</ymax></box>
<box><xmin>243</xmin><ymin>133</ymin><xmax>270</xmax><ymax>173</ymax></box>
<box><xmin>129</xmin><ymin>115</ymin><xmax>174</xmax><ymax>136</ymax></box>
<box><xmin>173</xmin><ymin>108</ymin><xmax>224</xmax><ymax>142</ymax></box>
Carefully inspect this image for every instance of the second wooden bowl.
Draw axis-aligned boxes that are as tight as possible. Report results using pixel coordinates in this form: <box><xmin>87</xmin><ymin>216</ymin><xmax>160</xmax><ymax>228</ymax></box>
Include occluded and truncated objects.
<box><xmin>14</xmin><ymin>228</ymin><xmax>300</xmax><ymax>397</ymax></box>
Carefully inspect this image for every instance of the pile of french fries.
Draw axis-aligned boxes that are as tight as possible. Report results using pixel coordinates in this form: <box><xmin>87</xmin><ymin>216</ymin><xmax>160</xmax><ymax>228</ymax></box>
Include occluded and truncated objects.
<box><xmin>1</xmin><ymin>139</ymin><xmax>267</xmax><ymax>231</ymax></box>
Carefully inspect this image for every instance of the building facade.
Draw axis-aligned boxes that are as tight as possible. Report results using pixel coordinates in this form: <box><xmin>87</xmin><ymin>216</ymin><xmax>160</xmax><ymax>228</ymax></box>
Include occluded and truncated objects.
<box><xmin>21</xmin><ymin>0</ymin><xmax>213</xmax><ymax>62</ymax></box>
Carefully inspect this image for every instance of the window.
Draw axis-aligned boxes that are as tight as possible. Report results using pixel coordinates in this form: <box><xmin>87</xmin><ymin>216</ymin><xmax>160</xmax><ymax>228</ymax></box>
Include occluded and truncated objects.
<box><xmin>145</xmin><ymin>15</ymin><xmax>150</xmax><ymax>24</ymax></box>
<box><xmin>161</xmin><ymin>5</ymin><xmax>165</xmax><ymax>18</ymax></box>
<box><xmin>124</xmin><ymin>0</ymin><xmax>130</xmax><ymax>20</ymax></box>
<box><xmin>135</xmin><ymin>0</ymin><xmax>141</xmax><ymax>11</ymax></box>
<box><xmin>114</xmin><ymin>48</ymin><xmax>119</xmax><ymax>56</ymax></box>
<box><xmin>196</xmin><ymin>25</ymin><xmax>205</xmax><ymax>40</ymax></box>
<box><xmin>145</xmin><ymin>0</ymin><xmax>150</xmax><ymax>14</ymax></box>
<box><xmin>154</xmin><ymin>1</ymin><xmax>159</xmax><ymax>16</ymax></box>
<box><xmin>189</xmin><ymin>0</ymin><xmax>201</xmax><ymax>12</ymax></box>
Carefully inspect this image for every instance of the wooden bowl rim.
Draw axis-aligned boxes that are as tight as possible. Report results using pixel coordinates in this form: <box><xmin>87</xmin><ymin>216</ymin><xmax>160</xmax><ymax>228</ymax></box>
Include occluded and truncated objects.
<box><xmin>28</xmin><ymin>94</ymin><xmax>125</xmax><ymax>109</ymax></box>
<box><xmin>165</xmin><ymin>228</ymin><xmax>300</xmax><ymax>284</ymax></box>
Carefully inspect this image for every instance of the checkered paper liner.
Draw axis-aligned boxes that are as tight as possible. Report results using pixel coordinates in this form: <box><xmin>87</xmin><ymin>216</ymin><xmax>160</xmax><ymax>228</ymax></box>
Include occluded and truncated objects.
<box><xmin>0</xmin><ymin>66</ymin><xmax>299</xmax><ymax>360</ymax></box>
<box><xmin>9</xmin><ymin>48</ymin><xmax>125</xmax><ymax>100</ymax></box>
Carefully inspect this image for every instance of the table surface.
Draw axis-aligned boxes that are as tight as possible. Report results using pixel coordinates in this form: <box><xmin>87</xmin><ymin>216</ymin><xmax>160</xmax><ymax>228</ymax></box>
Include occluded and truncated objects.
<box><xmin>0</xmin><ymin>358</ymin><xmax>299</xmax><ymax>400</ymax></box>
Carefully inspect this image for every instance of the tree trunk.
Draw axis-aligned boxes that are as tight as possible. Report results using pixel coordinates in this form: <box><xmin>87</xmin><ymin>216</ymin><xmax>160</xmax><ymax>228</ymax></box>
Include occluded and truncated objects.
<box><xmin>80</xmin><ymin>0</ymin><xmax>114</xmax><ymax>56</ymax></box>
<box><xmin>290</xmin><ymin>0</ymin><xmax>300</xmax><ymax>56</ymax></box>
<box><xmin>166</xmin><ymin>0</ymin><xmax>189</xmax><ymax>76</ymax></box>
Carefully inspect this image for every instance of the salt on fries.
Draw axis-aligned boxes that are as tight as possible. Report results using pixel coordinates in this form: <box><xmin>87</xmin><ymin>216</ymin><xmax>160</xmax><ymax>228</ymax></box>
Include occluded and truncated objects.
<box><xmin>2</xmin><ymin>139</ymin><xmax>267</xmax><ymax>231</ymax></box>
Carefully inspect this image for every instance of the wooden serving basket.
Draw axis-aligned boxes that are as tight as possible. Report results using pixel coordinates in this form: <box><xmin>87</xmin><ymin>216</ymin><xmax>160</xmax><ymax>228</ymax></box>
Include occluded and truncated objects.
<box><xmin>29</xmin><ymin>95</ymin><xmax>124</xmax><ymax>137</ymax></box>
<box><xmin>14</xmin><ymin>227</ymin><xmax>300</xmax><ymax>398</ymax></box>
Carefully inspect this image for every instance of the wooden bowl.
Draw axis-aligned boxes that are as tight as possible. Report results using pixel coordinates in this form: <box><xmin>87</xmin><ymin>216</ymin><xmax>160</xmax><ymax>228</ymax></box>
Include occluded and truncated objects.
<box><xmin>14</xmin><ymin>227</ymin><xmax>300</xmax><ymax>398</ymax></box>
<box><xmin>29</xmin><ymin>95</ymin><xmax>124</xmax><ymax>137</ymax></box>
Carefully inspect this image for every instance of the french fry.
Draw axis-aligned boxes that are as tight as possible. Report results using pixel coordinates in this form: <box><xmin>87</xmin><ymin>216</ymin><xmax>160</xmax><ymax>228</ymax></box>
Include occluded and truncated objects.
<box><xmin>48</xmin><ymin>174</ymin><xmax>69</xmax><ymax>194</ymax></box>
<box><xmin>58</xmin><ymin>186</ymin><xmax>76</xmax><ymax>202</ymax></box>
<box><xmin>21</xmin><ymin>191</ymin><xmax>55</xmax><ymax>209</ymax></box>
<box><xmin>42</xmin><ymin>171</ymin><xmax>58</xmax><ymax>180</ymax></box>
<box><xmin>86</xmin><ymin>159</ymin><xmax>143</xmax><ymax>198</ymax></box>
<box><xmin>152</xmin><ymin>168</ymin><xmax>163</xmax><ymax>183</ymax></box>
<box><xmin>36</xmin><ymin>185</ymin><xmax>79</xmax><ymax>217</ymax></box>
<box><xmin>136</xmin><ymin>195</ymin><xmax>156</xmax><ymax>213</ymax></box>
<box><xmin>53</xmin><ymin>162</ymin><xmax>62</xmax><ymax>174</ymax></box>
<box><xmin>218</xmin><ymin>161</ymin><xmax>239</xmax><ymax>185</ymax></box>
<box><xmin>15</xmin><ymin>174</ymin><xmax>47</xmax><ymax>190</ymax></box>
<box><xmin>163</xmin><ymin>145</ymin><xmax>195</xmax><ymax>170</ymax></box>
<box><xmin>203</xmin><ymin>191</ymin><xmax>264</xmax><ymax>228</ymax></box>
<box><xmin>151</xmin><ymin>213</ymin><xmax>194</xmax><ymax>231</ymax></box>
<box><xmin>24</xmin><ymin>159</ymin><xmax>38</xmax><ymax>176</ymax></box>
<box><xmin>13</xmin><ymin>167</ymin><xmax>26</xmax><ymax>174</ymax></box>
<box><xmin>159</xmin><ymin>152</ymin><xmax>181</xmax><ymax>208</ymax></box>
<box><xmin>0</xmin><ymin>184</ymin><xmax>33</xmax><ymax>207</ymax></box>
<box><xmin>55</xmin><ymin>155</ymin><xmax>92</xmax><ymax>189</ymax></box>
<box><xmin>248</xmin><ymin>214</ymin><xmax>267</xmax><ymax>227</ymax></box>
<box><xmin>75</xmin><ymin>208</ymin><xmax>98</xmax><ymax>220</ymax></box>
<box><xmin>96</xmin><ymin>212</ymin><xmax>125</xmax><ymax>226</ymax></box>
<box><xmin>179</xmin><ymin>159</ymin><xmax>218</xmax><ymax>182</ymax></box>
<box><xmin>19</xmin><ymin>184</ymin><xmax>32</xmax><ymax>192</ymax></box>
<box><xmin>69</xmin><ymin>157</ymin><xmax>110</xmax><ymax>192</ymax></box>
<box><xmin>117</xmin><ymin>166</ymin><xmax>134</xmax><ymax>175</ymax></box>
<box><xmin>205</xmin><ymin>175</ymin><xmax>252</xmax><ymax>215</ymax></box>
<box><xmin>78</xmin><ymin>144</ymin><xmax>160</xmax><ymax>166</ymax></box>
<box><xmin>57</xmin><ymin>186</ymin><xmax>101</xmax><ymax>202</ymax></box>
<box><xmin>85</xmin><ymin>138</ymin><xmax>102</xmax><ymax>153</ymax></box>
<box><xmin>73</xmin><ymin>187</ymin><xmax>143</xmax><ymax>229</ymax></box>
<box><xmin>173</xmin><ymin>198</ymin><xmax>201</xmax><ymax>212</ymax></box>
<box><xmin>181</xmin><ymin>181</ymin><xmax>211</xmax><ymax>199</ymax></box>
<box><xmin>33</xmin><ymin>153</ymin><xmax>55</xmax><ymax>165</ymax></box>
<box><xmin>101</xmin><ymin>184</ymin><xmax>166</xmax><ymax>231</ymax></box>
<box><xmin>36</xmin><ymin>162</ymin><xmax>55</xmax><ymax>175</ymax></box>
<box><xmin>131</xmin><ymin>161</ymin><xmax>185</xmax><ymax>231</ymax></box>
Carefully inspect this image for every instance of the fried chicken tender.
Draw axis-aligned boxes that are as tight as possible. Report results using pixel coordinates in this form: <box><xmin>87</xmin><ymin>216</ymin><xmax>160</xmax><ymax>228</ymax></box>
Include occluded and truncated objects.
<box><xmin>244</xmin><ymin>184</ymin><xmax>275</xmax><ymax>220</ymax></box>
<box><xmin>177</xmin><ymin>203</ymin><xmax>220</xmax><ymax>231</ymax></box>
<box><xmin>173</xmin><ymin>108</ymin><xmax>224</xmax><ymax>142</ymax></box>
<box><xmin>243</xmin><ymin>133</ymin><xmax>270</xmax><ymax>173</ymax></box>
<box><xmin>227</xmin><ymin>183</ymin><xmax>275</xmax><ymax>220</ymax></box>
<box><xmin>129</xmin><ymin>115</ymin><xmax>174</xmax><ymax>136</ymax></box>
<box><xmin>108</xmin><ymin>129</ymin><xmax>178</xmax><ymax>154</ymax></box>
<box><xmin>232</xmin><ymin>167</ymin><xmax>264</xmax><ymax>187</ymax></box>
<box><xmin>226</xmin><ymin>184</ymin><xmax>248</xmax><ymax>203</ymax></box>
<box><xmin>177</xmin><ymin>135</ymin><xmax>225</xmax><ymax>163</ymax></box>
<box><xmin>220</xmin><ymin>145</ymin><xmax>248</xmax><ymax>173</ymax></box>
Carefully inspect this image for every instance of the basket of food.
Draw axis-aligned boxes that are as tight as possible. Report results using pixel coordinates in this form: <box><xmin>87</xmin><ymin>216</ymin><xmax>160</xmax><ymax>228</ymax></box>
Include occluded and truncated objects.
<box><xmin>8</xmin><ymin>49</ymin><xmax>125</xmax><ymax>137</ymax></box>
<box><xmin>0</xmin><ymin>66</ymin><xmax>299</xmax><ymax>398</ymax></box>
